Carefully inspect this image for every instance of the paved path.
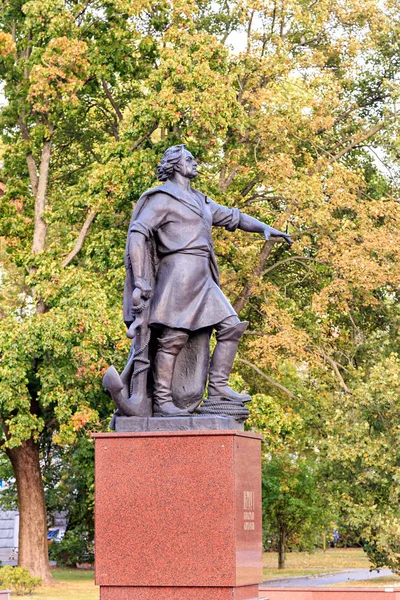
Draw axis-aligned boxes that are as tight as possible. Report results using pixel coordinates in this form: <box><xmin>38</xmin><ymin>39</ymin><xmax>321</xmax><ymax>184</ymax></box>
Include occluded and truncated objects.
<box><xmin>262</xmin><ymin>568</ymin><xmax>394</xmax><ymax>587</ymax></box>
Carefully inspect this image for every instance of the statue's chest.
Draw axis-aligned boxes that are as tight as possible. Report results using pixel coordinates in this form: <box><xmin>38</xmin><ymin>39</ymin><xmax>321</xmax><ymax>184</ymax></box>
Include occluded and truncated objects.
<box><xmin>170</xmin><ymin>197</ymin><xmax>212</xmax><ymax>229</ymax></box>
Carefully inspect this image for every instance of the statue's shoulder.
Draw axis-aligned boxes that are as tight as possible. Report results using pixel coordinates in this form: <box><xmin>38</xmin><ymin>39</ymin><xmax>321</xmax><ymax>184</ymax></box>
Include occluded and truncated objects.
<box><xmin>140</xmin><ymin>184</ymin><xmax>166</xmax><ymax>199</ymax></box>
<box><xmin>131</xmin><ymin>184</ymin><xmax>172</xmax><ymax>220</ymax></box>
<box><xmin>141</xmin><ymin>181</ymin><xmax>178</xmax><ymax>201</ymax></box>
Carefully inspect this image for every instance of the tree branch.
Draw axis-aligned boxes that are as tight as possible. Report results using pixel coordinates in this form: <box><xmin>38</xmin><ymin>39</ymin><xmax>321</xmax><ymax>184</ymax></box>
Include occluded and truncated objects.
<box><xmin>19</xmin><ymin>118</ymin><xmax>39</xmax><ymax>197</ymax></box>
<box><xmin>131</xmin><ymin>121</ymin><xmax>159</xmax><ymax>151</ymax></box>
<box><xmin>237</xmin><ymin>357</ymin><xmax>296</xmax><ymax>398</ymax></box>
<box><xmin>316</xmin><ymin>346</ymin><xmax>352</xmax><ymax>394</ymax></box>
<box><xmin>325</xmin><ymin>121</ymin><xmax>385</xmax><ymax>165</ymax></box>
<box><xmin>240</xmin><ymin>174</ymin><xmax>262</xmax><ymax>198</ymax></box>
<box><xmin>219</xmin><ymin>165</ymin><xmax>238</xmax><ymax>192</ymax></box>
<box><xmin>26</xmin><ymin>154</ymin><xmax>39</xmax><ymax>198</ymax></box>
<box><xmin>101</xmin><ymin>78</ymin><xmax>123</xmax><ymax>121</ymax></box>
<box><xmin>241</xmin><ymin>194</ymin><xmax>287</xmax><ymax>207</ymax></box>
<box><xmin>246</xmin><ymin>9</ymin><xmax>255</xmax><ymax>53</ymax></box>
<box><xmin>233</xmin><ymin>239</ymin><xmax>275</xmax><ymax>314</ymax></box>
<box><xmin>232</xmin><ymin>205</ymin><xmax>295</xmax><ymax>314</ymax></box>
<box><xmin>32</xmin><ymin>133</ymin><xmax>53</xmax><ymax>254</ymax></box>
<box><xmin>61</xmin><ymin>210</ymin><xmax>97</xmax><ymax>267</ymax></box>
<box><xmin>263</xmin><ymin>256</ymin><xmax>324</xmax><ymax>276</ymax></box>
<box><xmin>74</xmin><ymin>0</ymin><xmax>91</xmax><ymax>21</ymax></box>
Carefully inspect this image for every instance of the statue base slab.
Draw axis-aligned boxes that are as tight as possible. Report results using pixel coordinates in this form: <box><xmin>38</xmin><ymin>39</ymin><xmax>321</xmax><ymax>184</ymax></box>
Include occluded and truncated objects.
<box><xmin>93</xmin><ymin>430</ymin><xmax>263</xmax><ymax>600</ymax></box>
<box><xmin>98</xmin><ymin>586</ymin><xmax>262</xmax><ymax>599</ymax></box>
<box><xmin>113</xmin><ymin>414</ymin><xmax>244</xmax><ymax>432</ymax></box>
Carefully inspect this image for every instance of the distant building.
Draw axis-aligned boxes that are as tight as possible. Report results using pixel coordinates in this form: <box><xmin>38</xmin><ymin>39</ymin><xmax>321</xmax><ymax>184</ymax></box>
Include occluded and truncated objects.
<box><xmin>0</xmin><ymin>509</ymin><xmax>18</xmax><ymax>562</ymax></box>
<box><xmin>0</xmin><ymin>500</ymin><xmax>67</xmax><ymax>563</ymax></box>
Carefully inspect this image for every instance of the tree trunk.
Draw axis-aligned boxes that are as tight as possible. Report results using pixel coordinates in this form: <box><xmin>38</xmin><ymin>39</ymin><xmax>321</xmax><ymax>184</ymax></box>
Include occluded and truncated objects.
<box><xmin>232</xmin><ymin>212</ymin><xmax>290</xmax><ymax>315</ymax></box>
<box><xmin>233</xmin><ymin>239</ymin><xmax>275</xmax><ymax>314</ymax></box>
<box><xmin>278</xmin><ymin>529</ymin><xmax>286</xmax><ymax>570</ymax></box>
<box><xmin>32</xmin><ymin>139</ymin><xmax>52</xmax><ymax>254</ymax></box>
<box><xmin>7</xmin><ymin>438</ymin><xmax>53</xmax><ymax>582</ymax></box>
<box><xmin>26</xmin><ymin>153</ymin><xmax>39</xmax><ymax>197</ymax></box>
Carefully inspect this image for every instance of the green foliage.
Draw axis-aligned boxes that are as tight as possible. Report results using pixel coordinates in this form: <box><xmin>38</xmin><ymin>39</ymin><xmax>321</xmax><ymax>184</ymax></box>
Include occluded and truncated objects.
<box><xmin>48</xmin><ymin>527</ymin><xmax>94</xmax><ymax>568</ymax></box>
<box><xmin>44</xmin><ymin>432</ymin><xmax>95</xmax><ymax>544</ymax></box>
<box><xmin>1</xmin><ymin>0</ymin><xmax>400</xmax><ymax>576</ymax></box>
<box><xmin>319</xmin><ymin>351</ymin><xmax>400</xmax><ymax>574</ymax></box>
<box><xmin>262</xmin><ymin>454</ymin><xmax>331</xmax><ymax>559</ymax></box>
<box><xmin>0</xmin><ymin>566</ymin><xmax>42</xmax><ymax>596</ymax></box>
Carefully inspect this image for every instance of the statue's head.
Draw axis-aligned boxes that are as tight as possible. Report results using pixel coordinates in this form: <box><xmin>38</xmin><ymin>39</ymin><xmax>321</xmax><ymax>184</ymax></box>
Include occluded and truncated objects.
<box><xmin>157</xmin><ymin>144</ymin><xmax>198</xmax><ymax>182</ymax></box>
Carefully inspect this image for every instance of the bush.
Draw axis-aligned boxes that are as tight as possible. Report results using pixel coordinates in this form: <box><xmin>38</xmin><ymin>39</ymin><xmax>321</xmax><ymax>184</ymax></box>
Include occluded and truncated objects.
<box><xmin>49</xmin><ymin>527</ymin><xmax>94</xmax><ymax>568</ymax></box>
<box><xmin>0</xmin><ymin>566</ymin><xmax>42</xmax><ymax>596</ymax></box>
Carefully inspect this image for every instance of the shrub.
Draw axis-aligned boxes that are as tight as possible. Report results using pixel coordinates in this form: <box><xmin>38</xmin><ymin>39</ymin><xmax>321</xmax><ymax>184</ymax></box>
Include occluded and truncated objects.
<box><xmin>49</xmin><ymin>526</ymin><xmax>94</xmax><ymax>568</ymax></box>
<box><xmin>0</xmin><ymin>566</ymin><xmax>42</xmax><ymax>595</ymax></box>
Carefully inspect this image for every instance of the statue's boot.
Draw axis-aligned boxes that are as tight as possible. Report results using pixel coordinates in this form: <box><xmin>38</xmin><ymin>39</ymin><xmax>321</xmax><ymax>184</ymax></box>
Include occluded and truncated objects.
<box><xmin>153</xmin><ymin>332</ymin><xmax>192</xmax><ymax>417</ymax></box>
<box><xmin>208</xmin><ymin>321</ymin><xmax>251</xmax><ymax>403</ymax></box>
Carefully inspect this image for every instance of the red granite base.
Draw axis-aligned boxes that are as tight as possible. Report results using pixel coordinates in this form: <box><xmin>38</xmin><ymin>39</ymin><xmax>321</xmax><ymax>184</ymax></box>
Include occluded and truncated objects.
<box><xmin>94</xmin><ymin>430</ymin><xmax>263</xmax><ymax>598</ymax></box>
<box><xmin>100</xmin><ymin>584</ymin><xmax>260</xmax><ymax>599</ymax></box>
<box><xmin>258</xmin><ymin>589</ymin><xmax>400</xmax><ymax>599</ymax></box>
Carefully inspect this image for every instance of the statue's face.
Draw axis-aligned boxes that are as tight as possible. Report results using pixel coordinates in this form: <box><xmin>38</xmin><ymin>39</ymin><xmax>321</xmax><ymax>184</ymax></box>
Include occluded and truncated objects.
<box><xmin>176</xmin><ymin>150</ymin><xmax>198</xmax><ymax>180</ymax></box>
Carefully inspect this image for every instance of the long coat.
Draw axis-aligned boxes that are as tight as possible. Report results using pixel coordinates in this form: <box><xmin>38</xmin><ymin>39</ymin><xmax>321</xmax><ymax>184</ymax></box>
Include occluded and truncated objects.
<box><xmin>123</xmin><ymin>181</ymin><xmax>240</xmax><ymax>331</ymax></box>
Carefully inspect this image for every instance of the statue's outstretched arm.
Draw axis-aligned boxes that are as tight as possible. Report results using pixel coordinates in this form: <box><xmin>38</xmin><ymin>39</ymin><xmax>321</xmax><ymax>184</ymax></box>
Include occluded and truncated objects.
<box><xmin>238</xmin><ymin>213</ymin><xmax>293</xmax><ymax>245</ymax></box>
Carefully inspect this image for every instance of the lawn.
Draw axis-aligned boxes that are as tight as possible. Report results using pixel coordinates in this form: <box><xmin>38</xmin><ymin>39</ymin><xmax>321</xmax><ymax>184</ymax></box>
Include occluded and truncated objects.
<box><xmin>336</xmin><ymin>576</ymin><xmax>400</xmax><ymax>588</ymax></box>
<box><xmin>263</xmin><ymin>548</ymin><xmax>400</xmax><ymax>587</ymax></box>
<box><xmin>334</xmin><ymin>575</ymin><xmax>400</xmax><ymax>588</ymax></box>
<box><xmin>30</xmin><ymin>569</ymin><xmax>98</xmax><ymax>600</ymax></box>
<box><xmin>263</xmin><ymin>547</ymin><xmax>372</xmax><ymax>579</ymax></box>
<box><xmin>22</xmin><ymin>550</ymin><xmax>400</xmax><ymax>598</ymax></box>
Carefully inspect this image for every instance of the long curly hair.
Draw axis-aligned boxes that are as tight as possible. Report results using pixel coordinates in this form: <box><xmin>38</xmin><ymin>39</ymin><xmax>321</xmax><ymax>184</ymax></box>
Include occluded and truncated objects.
<box><xmin>157</xmin><ymin>144</ymin><xmax>186</xmax><ymax>182</ymax></box>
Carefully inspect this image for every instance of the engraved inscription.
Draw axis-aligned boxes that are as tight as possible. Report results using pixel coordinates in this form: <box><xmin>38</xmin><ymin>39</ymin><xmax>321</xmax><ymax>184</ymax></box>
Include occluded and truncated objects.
<box><xmin>243</xmin><ymin>491</ymin><xmax>254</xmax><ymax>510</ymax></box>
<box><xmin>243</xmin><ymin>491</ymin><xmax>255</xmax><ymax>530</ymax></box>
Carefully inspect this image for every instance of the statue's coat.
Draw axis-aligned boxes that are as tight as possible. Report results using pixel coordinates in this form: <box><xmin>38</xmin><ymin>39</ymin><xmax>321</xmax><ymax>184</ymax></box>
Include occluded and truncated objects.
<box><xmin>122</xmin><ymin>181</ymin><xmax>241</xmax><ymax>408</ymax></box>
<box><xmin>123</xmin><ymin>181</ymin><xmax>240</xmax><ymax>330</ymax></box>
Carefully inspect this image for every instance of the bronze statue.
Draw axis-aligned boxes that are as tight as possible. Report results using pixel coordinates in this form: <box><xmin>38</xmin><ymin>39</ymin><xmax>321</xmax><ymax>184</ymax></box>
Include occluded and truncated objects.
<box><xmin>103</xmin><ymin>145</ymin><xmax>292</xmax><ymax>420</ymax></box>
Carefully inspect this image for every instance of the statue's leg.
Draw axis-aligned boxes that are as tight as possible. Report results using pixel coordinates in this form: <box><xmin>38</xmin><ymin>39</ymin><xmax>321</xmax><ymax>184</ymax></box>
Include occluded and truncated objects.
<box><xmin>208</xmin><ymin>317</ymin><xmax>251</xmax><ymax>402</ymax></box>
<box><xmin>153</xmin><ymin>328</ymin><xmax>191</xmax><ymax>417</ymax></box>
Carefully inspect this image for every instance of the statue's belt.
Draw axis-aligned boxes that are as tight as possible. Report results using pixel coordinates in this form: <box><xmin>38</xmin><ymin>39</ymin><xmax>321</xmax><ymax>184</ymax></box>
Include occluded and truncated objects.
<box><xmin>160</xmin><ymin>248</ymin><xmax>211</xmax><ymax>259</ymax></box>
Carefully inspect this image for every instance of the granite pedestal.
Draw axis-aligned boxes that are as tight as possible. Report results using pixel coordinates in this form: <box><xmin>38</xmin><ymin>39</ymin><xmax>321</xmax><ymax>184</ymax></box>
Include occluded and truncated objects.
<box><xmin>113</xmin><ymin>415</ymin><xmax>244</xmax><ymax>432</ymax></box>
<box><xmin>94</xmin><ymin>425</ymin><xmax>263</xmax><ymax>600</ymax></box>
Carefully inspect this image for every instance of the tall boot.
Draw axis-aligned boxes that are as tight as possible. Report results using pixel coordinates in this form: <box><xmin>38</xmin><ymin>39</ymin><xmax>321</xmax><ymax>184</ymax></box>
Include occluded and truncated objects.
<box><xmin>208</xmin><ymin>321</ymin><xmax>251</xmax><ymax>402</ymax></box>
<box><xmin>153</xmin><ymin>332</ymin><xmax>191</xmax><ymax>417</ymax></box>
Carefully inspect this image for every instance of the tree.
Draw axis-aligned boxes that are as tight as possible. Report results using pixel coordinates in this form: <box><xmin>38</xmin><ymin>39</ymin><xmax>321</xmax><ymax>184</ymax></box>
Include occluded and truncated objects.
<box><xmin>262</xmin><ymin>454</ymin><xmax>329</xmax><ymax>569</ymax></box>
<box><xmin>320</xmin><ymin>352</ymin><xmax>400</xmax><ymax>573</ymax></box>
<box><xmin>0</xmin><ymin>0</ymin><xmax>249</xmax><ymax>578</ymax></box>
<box><xmin>1</xmin><ymin>0</ymin><xmax>400</xmax><ymax>578</ymax></box>
<box><xmin>0</xmin><ymin>0</ymin><xmax>172</xmax><ymax>579</ymax></box>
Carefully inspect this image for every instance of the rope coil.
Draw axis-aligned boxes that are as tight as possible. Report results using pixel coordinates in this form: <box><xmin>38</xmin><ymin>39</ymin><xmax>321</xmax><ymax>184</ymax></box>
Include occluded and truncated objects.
<box><xmin>132</xmin><ymin>301</ymin><xmax>146</xmax><ymax>314</ymax></box>
<box><xmin>196</xmin><ymin>398</ymin><xmax>250</xmax><ymax>422</ymax></box>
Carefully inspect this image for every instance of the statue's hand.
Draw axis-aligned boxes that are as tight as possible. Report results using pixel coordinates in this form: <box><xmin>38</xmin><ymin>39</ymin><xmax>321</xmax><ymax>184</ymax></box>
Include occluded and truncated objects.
<box><xmin>264</xmin><ymin>227</ymin><xmax>293</xmax><ymax>246</ymax></box>
<box><xmin>133</xmin><ymin>278</ymin><xmax>152</xmax><ymax>300</ymax></box>
<box><xmin>278</xmin><ymin>233</ymin><xmax>293</xmax><ymax>246</ymax></box>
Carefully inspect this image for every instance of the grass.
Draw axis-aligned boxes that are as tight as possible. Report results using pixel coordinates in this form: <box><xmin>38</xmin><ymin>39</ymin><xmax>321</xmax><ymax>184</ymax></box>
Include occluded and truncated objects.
<box><xmin>335</xmin><ymin>576</ymin><xmax>400</xmax><ymax>588</ymax></box>
<box><xmin>18</xmin><ymin>550</ymin><xmax>400</xmax><ymax>597</ymax></box>
<box><xmin>263</xmin><ymin>547</ymin><xmax>372</xmax><ymax>579</ymax></box>
<box><xmin>29</xmin><ymin>569</ymin><xmax>98</xmax><ymax>600</ymax></box>
<box><xmin>263</xmin><ymin>548</ymin><xmax>400</xmax><ymax>587</ymax></box>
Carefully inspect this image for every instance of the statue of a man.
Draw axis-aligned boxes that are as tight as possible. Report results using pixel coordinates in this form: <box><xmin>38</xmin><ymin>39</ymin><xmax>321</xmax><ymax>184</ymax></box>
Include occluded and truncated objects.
<box><xmin>104</xmin><ymin>144</ymin><xmax>292</xmax><ymax>420</ymax></box>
